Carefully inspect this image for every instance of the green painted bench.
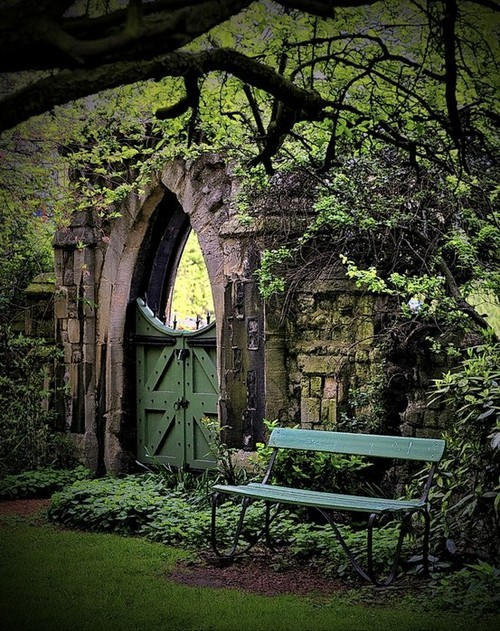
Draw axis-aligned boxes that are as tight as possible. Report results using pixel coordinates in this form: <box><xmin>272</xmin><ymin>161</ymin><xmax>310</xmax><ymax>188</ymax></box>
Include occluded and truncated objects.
<box><xmin>211</xmin><ymin>427</ymin><xmax>446</xmax><ymax>586</ymax></box>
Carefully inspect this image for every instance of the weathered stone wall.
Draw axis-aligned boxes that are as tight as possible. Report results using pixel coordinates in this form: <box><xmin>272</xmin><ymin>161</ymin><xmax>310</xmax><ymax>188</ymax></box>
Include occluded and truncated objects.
<box><xmin>23</xmin><ymin>273</ymin><xmax>55</xmax><ymax>340</ymax></box>
<box><xmin>53</xmin><ymin>209</ymin><xmax>99</xmax><ymax>465</ymax></box>
<box><xmin>282</xmin><ymin>275</ymin><xmax>450</xmax><ymax>440</ymax></box>
<box><xmin>285</xmin><ymin>276</ymin><xmax>376</xmax><ymax>429</ymax></box>
<box><xmin>53</xmin><ymin>154</ymin><xmax>449</xmax><ymax>473</ymax></box>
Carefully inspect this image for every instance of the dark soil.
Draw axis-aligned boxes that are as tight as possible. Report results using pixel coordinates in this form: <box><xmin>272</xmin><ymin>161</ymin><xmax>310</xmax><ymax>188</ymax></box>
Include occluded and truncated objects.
<box><xmin>0</xmin><ymin>498</ymin><xmax>51</xmax><ymax>516</ymax></box>
<box><xmin>169</xmin><ymin>552</ymin><xmax>347</xmax><ymax>597</ymax></box>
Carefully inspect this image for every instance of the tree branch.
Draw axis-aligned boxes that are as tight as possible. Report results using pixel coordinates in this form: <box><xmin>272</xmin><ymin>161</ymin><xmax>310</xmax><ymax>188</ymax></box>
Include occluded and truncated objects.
<box><xmin>442</xmin><ymin>0</ymin><xmax>465</xmax><ymax>154</ymax></box>
<box><xmin>0</xmin><ymin>1</ymin><xmax>380</xmax><ymax>74</ymax></box>
<box><xmin>0</xmin><ymin>48</ymin><xmax>328</xmax><ymax>133</ymax></box>
<box><xmin>289</xmin><ymin>33</ymin><xmax>445</xmax><ymax>81</ymax></box>
<box><xmin>0</xmin><ymin>0</ymin><xmax>253</xmax><ymax>72</ymax></box>
<box><xmin>242</xmin><ymin>84</ymin><xmax>275</xmax><ymax>174</ymax></box>
<box><xmin>248</xmin><ymin>104</ymin><xmax>297</xmax><ymax>170</ymax></box>
<box><xmin>155</xmin><ymin>72</ymin><xmax>200</xmax><ymax>120</ymax></box>
<box><xmin>437</xmin><ymin>255</ymin><xmax>498</xmax><ymax>340</ymax></box>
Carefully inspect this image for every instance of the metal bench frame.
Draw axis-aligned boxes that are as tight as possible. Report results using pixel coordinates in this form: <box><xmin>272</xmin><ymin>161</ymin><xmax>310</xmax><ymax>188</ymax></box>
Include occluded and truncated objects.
<box><xmin>210</xmin><ymin>427</ymin><xmax>445</xmax><ymax>586</ymax></box>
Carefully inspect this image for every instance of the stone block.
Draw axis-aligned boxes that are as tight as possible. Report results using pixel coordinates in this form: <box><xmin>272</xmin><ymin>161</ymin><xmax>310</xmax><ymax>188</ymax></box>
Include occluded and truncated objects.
<box><xmin>67</xmin><ymin>319</ymin><xmax>81</xmax><ymax>344</ymax></box>
<box><xmin>298</xmin><ymin>354</ymin><xmax>343</xmax><ymax>376</ymax></box>
<box><xmin>300</xmin><ymin>377</ymin><xmax>310</xmax><ymax>396</ymax></box>
<box><xmin>309</xmin><ymin>376</ymin><xmax>323</xmax><ymax>397</ymax></box>
<box><xmin>301</xmin><ymin>397</ymin><xmax>320</xmax><ymax>424</ymax></box>
<box><xmin>63</xmin><ymin>265</ymin><xmax>74</xmax><ymax>286</ymax></box>
<box><xmin>320</xmin><ymin>398</ymin><xmax>329</xmax><ymax>423</ymax></box>
<box><xmin>71</xmin><ymin>348</ymin><xmax>82</xmax><ymax>364</ymax></box>
<box><xmin>323</xmin><ymin>376</ymin><xmax>339</xmax><ymax>398</ymax></box>
<box><xmin>83</xmin><ymin>431</ymin><xmax>99</xmax><ymax>472</ymax></box>
<box><xmin>54</xmin><ymin>289</ymin><xmax>68</xmax><ymax>319</ymax></box>
<box><xmin>321</xmin><ymin>398</ymin><xmax>338</xmax><ymax>425</ymax></box>
<box><xmin>64</xmin><ymin>343</ymin><xmax>72</xmax><ymax>364</ymax></box>
<box><xmin>67</xmin><ymin>287</ymin><xmax>79</xmax><ymax>319</ymax></box>
<box><xmin>298</xmin><ymin>355</ymin><xmax>326</xmax><ymax>375</ymax></box>
<box><xmin>83</xmin><ymin>317</ymin><xmax>96</xmax><ymax>345</ymax></box>
<box><xmin>83</xmin><ymin>343</ymin><xmax>96</xmax><ymax>365</ymax></box>
<box><xmin>356</xmin><ymin>319</ymin><xmax>374</xmax><ymax>341</ymax></box>
<box><xmin>54</xmin><ymin>225</ymin><xmax>97</xmax><ymax>248</ymax></box>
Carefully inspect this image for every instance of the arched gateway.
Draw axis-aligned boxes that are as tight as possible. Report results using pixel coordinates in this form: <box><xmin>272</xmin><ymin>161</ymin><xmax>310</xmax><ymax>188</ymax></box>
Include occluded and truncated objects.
<box><xmin>54</xmin><ymin>155</ymin><xmax>287</xmax><ymax>473</ymax></box>
<box><xmin>53</xmin><ymin>154</ymin><xmax>448</xmax><ymax>475</ymax></box>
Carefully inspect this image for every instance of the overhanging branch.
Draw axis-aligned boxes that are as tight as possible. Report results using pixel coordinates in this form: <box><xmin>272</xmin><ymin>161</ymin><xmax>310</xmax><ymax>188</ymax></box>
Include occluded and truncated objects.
<box><xmin>0</xmin><ymin>0</ymin><xmax>253</xmax><ymax>72</ymax></box>
<box><xmin>437</xmin><ymin>256</ymin><xmax>498</xmax><ymax>340</ymax></box>
<box><xmin>0</xmin><ymin>48</ymin><xmax>327</xmax><ymax>133</ymax></box>
<box><xmin>0</xmin><ymin>1</ymin><xmax>378</xmax><ymax>74</ymax></box>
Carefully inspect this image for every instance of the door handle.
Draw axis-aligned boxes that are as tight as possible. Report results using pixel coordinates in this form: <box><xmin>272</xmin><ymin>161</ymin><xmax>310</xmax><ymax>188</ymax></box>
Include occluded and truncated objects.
<box><xmin>174</xmin><ymin>397</ymin><xmax>189</xmax><ymax>410</ymax></box>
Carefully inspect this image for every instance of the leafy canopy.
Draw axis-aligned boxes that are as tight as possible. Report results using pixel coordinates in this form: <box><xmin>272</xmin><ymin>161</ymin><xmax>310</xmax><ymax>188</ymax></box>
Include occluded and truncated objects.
<box><xmin>0</xmin><ymin>0</ymin><xmax>498</xmax><ymax>339</ymax></box>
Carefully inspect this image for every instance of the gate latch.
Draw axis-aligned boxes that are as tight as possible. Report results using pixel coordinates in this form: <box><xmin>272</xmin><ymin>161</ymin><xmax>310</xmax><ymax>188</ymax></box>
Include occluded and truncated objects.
<box><xmin>174</xmin><ymin>397</ymin><xmax>189</xmax><ymax>410</ymax></box>
<box><xmin>176</xmin><ymin>349</ymin><xmax>190</xmax><ymax>361</ymax></box>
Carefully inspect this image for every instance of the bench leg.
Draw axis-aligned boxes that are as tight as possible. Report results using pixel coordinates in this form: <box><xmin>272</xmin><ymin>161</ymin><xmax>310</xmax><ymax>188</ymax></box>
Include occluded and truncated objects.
<box><xmin>317</xmin><ymin>508</ymin><xmax>416</xmax><ymax>586</ymax></box>
<box><xmin>422</xmin><ymin>507</ymin><xmax>431</xmax><ymax>577</ymax></box>
<box><xmin>210</xmin><ymin>494</ymin><xmax>282</xmax><ymax>558</ymax></box>
<box><xmin>211</xmin><ymin>492</ymin><xmax>251</xmax><ymax>557</ymax></box>
<box><xmin>367</xmin><ymin>512</ymin><xmax>412</xmax><ymax>586</ymax></box>
<box><xmin>264</xmin><ymin>502</ymin><xmax>287</xmax><ymax>551</ymax></box>
<box><xmin>316</xmin><ymin>508</ymin><xmax>374</xmax><ymax>584</ymax></box>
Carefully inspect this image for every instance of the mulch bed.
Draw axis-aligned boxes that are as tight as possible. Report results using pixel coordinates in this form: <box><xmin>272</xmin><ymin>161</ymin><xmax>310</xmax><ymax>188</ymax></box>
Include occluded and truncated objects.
<box><xmin>169</xmin><ymin>553</ymin><xmax>347</xmax><ymax>597</ymax></box>
<box><xmin>0</xmin><ymin>498</ymin><xmax>51</xmax><ymax>516</ymax></box>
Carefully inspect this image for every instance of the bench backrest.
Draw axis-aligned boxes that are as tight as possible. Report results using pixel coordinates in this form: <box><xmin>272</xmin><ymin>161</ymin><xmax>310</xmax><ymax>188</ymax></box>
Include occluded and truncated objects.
<box><xmin>268</xmin><ymin>428</ymin><xmax>445</xmax><ymax>463</ymax></box>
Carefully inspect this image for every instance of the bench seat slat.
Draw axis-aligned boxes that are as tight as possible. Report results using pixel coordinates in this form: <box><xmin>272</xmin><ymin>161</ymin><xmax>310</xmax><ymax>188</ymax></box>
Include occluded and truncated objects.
<box><xmin>268</xmin><ymin>428</ymin><xmax>446</xmax><ymax>462</ymax></box>
<box><xmin>213</xmin><ymin>482</ymin><xmax>425</xmax><ymax>514</ymax></box>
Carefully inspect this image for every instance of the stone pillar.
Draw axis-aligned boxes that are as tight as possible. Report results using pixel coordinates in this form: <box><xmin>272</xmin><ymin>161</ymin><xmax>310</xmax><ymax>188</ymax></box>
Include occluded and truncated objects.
<box><xmin>220</xmin><ymin>276</ymin><xmax>265</xmax><ymax>449</ymax></box>
<box><xmin>53</xmin><ymin>210</ymin><xmax>99</xmax><ymax>469</ymax></box>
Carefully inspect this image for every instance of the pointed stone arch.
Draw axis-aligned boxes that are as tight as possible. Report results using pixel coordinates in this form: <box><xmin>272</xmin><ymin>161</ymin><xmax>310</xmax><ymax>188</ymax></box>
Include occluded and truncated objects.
<box><xmin>54</xmin><ymin>154</ymin><xmax>281</xmax><ymax>472</ymax></box>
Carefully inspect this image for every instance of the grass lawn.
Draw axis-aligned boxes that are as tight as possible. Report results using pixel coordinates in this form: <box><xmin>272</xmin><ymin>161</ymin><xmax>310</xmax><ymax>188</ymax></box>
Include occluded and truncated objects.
<box><xmin>0</xmin><ymin>519</ymin><xmax>498</xmax><ymax>631</ymax></box>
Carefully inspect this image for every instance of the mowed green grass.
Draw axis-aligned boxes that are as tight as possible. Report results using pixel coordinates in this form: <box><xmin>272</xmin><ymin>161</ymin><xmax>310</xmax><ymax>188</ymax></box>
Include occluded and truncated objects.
<box><xmin>0</xmin><ymin>523</ymin><xmax>498</xmax><ymax>631</ymax></box>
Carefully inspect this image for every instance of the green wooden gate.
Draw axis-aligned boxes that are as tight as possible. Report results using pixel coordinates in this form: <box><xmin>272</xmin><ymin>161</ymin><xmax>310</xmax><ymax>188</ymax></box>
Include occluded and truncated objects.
<box><xmin>135</xmin><ymin>298</ymin><xmax>217</xmax><ymax>469</ymax></box>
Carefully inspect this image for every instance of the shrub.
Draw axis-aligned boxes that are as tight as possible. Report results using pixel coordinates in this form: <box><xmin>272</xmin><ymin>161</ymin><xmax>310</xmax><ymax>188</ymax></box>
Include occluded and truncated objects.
<box><xmin>48</xmin><ymin>475</ymin><xmax>170</xmax><ymax>534</ymax></box>
<box><xmin>0</xmin><ymin>330</ymin><xmax>75</xmax><ymax>475</ymax></box>
<box><xmin>431</xmin><ymin>562</ymin><xmax>500</xmax><ymax>615</ymax></box>
<box><xmin>47</xmin><ymin>471</ymin><xmax>415</xmax><ymax>582</ymax></box>
<box><xmin>0</xmin><ymin>466</ymin><xmax>91</xmax><ymax>499</ymax></box>
<box><xmin>142</xmin><ymin>499</ymin><xmax>270</xmax><ymax>548</ymax></box>
<box><xmin>424</xmin><ymin>343</ymin><xmax>500</xmax><ymax>562</ymax></box>
<box><xmin>48</xmin><ymin>473</ymin><xmax>267</xmax><ymax>548</ymax></box>
<box><xmin>136</xmin><ymin>460</ymin><xmax>216</xmax><ymax>508</ymax></box>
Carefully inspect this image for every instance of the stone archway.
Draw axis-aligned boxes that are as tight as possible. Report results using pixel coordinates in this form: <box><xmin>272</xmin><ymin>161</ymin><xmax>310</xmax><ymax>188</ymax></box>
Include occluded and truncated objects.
<box><xmin>54</xmin><ymin>154</ymin><xmax>285</xmax><ymax>473</ymax></box>
<box><xmin>53</xmin><ymin>153</ymin><xmax>450</xmax><ymax>475</ymax></box>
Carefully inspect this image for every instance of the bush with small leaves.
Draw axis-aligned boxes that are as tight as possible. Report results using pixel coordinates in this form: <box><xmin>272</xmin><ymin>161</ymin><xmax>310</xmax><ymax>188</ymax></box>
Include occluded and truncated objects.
<box><xmin>0</xmin><ymin>466</ymin><xmax>91</xmax><ymax>499</ymax></box>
